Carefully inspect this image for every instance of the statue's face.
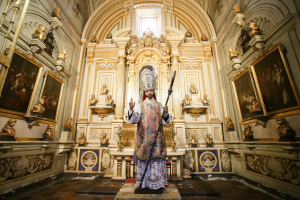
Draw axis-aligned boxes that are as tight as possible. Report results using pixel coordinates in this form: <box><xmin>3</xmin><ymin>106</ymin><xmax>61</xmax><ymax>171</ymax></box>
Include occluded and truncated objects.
<box><xmin>9</xmin><ymin>120</ymin><xmax>16</xmax><ymax>126</ymax></box>
<box><xmin>48</xmin><ymin>125</ymin><xmax>53</xmax><ymax>130</ymax></box>
<box><xmin>276</xmin><ymin>118</ymin><xmax>284</xmax><ymax>125</ymax></box>
<box><xmin>91</xmin><ymin>94</ymin><xmax>95</xmax><ymax>98</ymax></box>
<box><xmin>145</xmin><ymin>90</ymin><xmax>154</xmax><ymax>99</ymax></box>
<box><xmin>81</xmin><ymin>132</ymin><xmax>85</xmax><ymax>137</ymax></box>
<box><xmin>185</xmin><ymin>94</ymin><xmax>189</xmax><ymax>98</ymax></box>
<box><xmin>39</xmin><ymin>99</ymin><xmax>45</xmax><ymax>104</ymax></box>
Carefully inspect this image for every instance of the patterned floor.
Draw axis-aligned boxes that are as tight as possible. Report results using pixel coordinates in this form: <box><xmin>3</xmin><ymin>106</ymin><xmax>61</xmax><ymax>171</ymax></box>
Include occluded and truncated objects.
<box><xmin>17</xmin><ymin>177</ymin><xmax>279</xmax><ymax>200</ymax></box>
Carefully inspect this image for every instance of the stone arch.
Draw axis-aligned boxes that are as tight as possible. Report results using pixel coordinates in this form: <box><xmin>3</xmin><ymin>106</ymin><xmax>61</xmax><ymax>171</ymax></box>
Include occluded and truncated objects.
<box><xmin>82</xmin><ymin>0</ymin><xmax>217</xmax><ymax>43</ymax></box>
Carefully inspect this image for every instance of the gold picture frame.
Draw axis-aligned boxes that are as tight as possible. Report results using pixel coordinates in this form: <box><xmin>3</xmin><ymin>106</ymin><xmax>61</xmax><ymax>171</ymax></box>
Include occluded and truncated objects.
<box><xmin>232</xmin><ymin>66</ymin><xmax>264</xmax><ymax>121</ymax></box>
<box><xmin>0</xmin><ymin>47</ymin><xmax>43</xmax><ymax>117</ymax></box>
<box><xmin>251</xmin><ymin>42</ymin><xmax>300</xmax><ymax>116</ymax></box>
<box><xmin>38</xmin><ymin>70</ymin><xmax>64</xmax><ymax>122</ymax></box>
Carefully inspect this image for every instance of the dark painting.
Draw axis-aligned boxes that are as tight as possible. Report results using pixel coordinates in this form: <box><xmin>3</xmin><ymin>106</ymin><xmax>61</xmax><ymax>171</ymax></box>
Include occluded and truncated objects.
<box><xmin>233</xmin><ymin>70</ymin><xmax>263</xmax><ymax>121</ymax></box>
<box><xmin>252</xmin><ymin>48</ymin><xmax>298</xmax><ymax>114</ymax></box>
<box><xmin>0</xmin><ymin>53</ymin><xmax>41</xmax><ymax>115</ymax></box>
<box><xmin>40</xmin><ymin>73</ymin><xmax>63</xmax><ymax>121</ymax></box>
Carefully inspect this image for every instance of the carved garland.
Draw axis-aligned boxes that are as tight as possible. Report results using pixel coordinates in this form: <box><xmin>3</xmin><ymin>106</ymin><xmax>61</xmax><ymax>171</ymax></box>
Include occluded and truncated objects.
<box><xmin>251</xmin><ymin>42</ymin><xmax>284</xmax><ymax>65</ymax></box>
<box><xmin>232</xmin><ymin>65</ymin><xmax>250</xmax><ymax>80</ymax></box>
<box><xmin>5</xmin><ymin>46</ymin><xmax>43</xmax><ymax>67</ymax></box>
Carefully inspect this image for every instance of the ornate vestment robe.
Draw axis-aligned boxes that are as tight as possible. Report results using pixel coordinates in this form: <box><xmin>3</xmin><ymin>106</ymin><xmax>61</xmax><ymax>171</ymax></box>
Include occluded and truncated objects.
<box><xmin>128</xmin><ymin>97</ymin><xmax>170</xmax><ymax>189</ymax></box>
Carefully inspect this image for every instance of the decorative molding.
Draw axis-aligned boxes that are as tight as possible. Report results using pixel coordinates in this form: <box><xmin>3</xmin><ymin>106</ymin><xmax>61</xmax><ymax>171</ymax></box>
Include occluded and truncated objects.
<box><xmin>47</xmin><ymin>69</ymin><xmax>64</xmax><ymax>82</ymax></box>
<box><xmin>232</xmin><ymin>65</ymin><xmax>250</xmax><ymax>80</ymax></box>
<box><xmin>185</xmin><ymin>129</ymin><xmax>207</xmax><ymax>140</ymax></box>
<box><xmin>5</xmin><ymin>46</ymin><xmax>43</xmax><ymax>67</ymax></box>
<box><xmin>96</xmin><ymin>62</ymin><xmax>117</xmax><ymax>70</ymax></box>
<box><xmin>89</xmin><ymin>129</ymin><xmax>112</xmax><ymax>140</ymax></box>
<box><xmin>180</xmin><ymin>61</ymin><xmax>202</xmax><ymax>69</ymax></box>
<box><xmin>251</xmin><ymin>42</ymin><xmax>283</xmax><ymax>65</ymax></box>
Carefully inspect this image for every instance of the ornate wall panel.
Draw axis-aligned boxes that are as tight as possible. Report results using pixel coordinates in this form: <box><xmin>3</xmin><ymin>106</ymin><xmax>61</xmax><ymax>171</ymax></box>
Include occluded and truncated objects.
<box><xmin>89</xmin><ymin>129</ymin><xmax>112</xmax><ymax>141</ymax></box>
<box><xmin>245</xmin><ymin>154</ymin><xmax>300</xmax><ymax>186</ymax></box>
<box><xmin>197</xmin><ymin>150</ymin><xmax>219</xmax><ymax>172</ymax></box>
<box><xmin>94</xmin><ymin>71</ymin><xmax>116</xmax><ymax>100</ymax></box>
<box><xmin>183</xmin><ymin>150</ymin><xmax>196</xmax><ymax>171</ymax></box>
<box><xmin>101</xmin><ymin>149</ymin><xmax>113</xmax><ymax>171</ymax></box>
<box><xmin>213</xmin><ymin>127</ymin><xmax>221</xmax><ymax>141</ymax></box>
<box><xmin>220</xmin><ymin>149</ymin><xmax>231</xmax><ymax>172</ymax></box>
<box><xmin>181</xmin><ymin>70</ymin><xmax>204</xmax><ymax>102</ymax></box>
<box><xmin>0</xmin><ymin>153</ymin><xmax>54</xmax><ymax>182</ymax></box>
<box><xmin>67</xmin><ymin>149</ymin><xmax>78</xmax><ymax>171</ymax></box>
<box><xmin>185</xmin><ymin>129</ymin><xmax>208</xmax><ymax>142</ymax></box>
<box><xmin>79</xmin><ymin>150</ymin><xmax>99</xmax><ymax>171</ymax></box>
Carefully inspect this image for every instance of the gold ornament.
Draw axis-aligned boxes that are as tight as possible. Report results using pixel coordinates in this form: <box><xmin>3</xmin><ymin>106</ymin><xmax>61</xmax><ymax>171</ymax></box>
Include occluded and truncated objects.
<box><xmin>33</xmin><ymin>25</ymin><xmax>46</xmax><ymax>41</ymax></box>
<box><xmin>33</xmin><ymin>98</ymin><xmax>45</xmax><ymax>114</ymax></box>
<box><xmin>52</xmin><ymin>7</ymin><xmax>62</xmax><ymax>20</ymax></box>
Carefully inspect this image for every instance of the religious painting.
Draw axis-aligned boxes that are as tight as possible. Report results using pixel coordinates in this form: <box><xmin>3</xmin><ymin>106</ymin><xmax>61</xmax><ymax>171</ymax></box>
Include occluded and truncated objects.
<box><xmin>0</xmin><ymin>49</ymin><xmax>43</xmax><ymax>116</ymax></box>
<box><xmin>39</xmin><ymin>71</ymin><xmax>64</xmax><ymax>122</ymax></box>
<box><xmin>214</xmin><ymin>0</ymin><xmax>223</xmax><ymax>14</ymax></box>
<box><xmin>232</xmin><ymin>67</ymin><xmax>264</xmax><ymax>121</ymax></box>
<box><xmin>251</xmin><ymin>43</ymin><xmax>300</xmax><ymax>115</ymax></box>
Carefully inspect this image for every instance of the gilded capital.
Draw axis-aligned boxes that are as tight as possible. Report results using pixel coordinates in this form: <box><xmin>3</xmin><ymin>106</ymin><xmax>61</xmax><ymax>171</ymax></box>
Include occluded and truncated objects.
<box><xmin>171</xmin><ymin>55</ymin><xmax>179</xmax><ymax>63</ymax></box>
<box><xmin>118</xmin><ymin>56</ymin><xmax>126</xmax><ymax>64</ymax></box>
<box><xmin>87</xmin><ymin>52</ymin><xmax>94</xmax><ymax>63</ymax></box>
<box><xmin>205</xmin><ymin>51</ymin><xmax>212</xmax><ymax>62</ymax></box>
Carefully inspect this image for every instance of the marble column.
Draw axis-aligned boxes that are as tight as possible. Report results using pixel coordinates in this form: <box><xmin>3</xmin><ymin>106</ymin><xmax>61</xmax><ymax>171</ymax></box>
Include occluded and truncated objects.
<box><xmin>172</xmin><ymin>55</ymin><xmax>182</xmax><ymax>120</ymax></box>
<box><xmin>115</xmin><ymin>56</ymin><xmax>126</xmax><ymax>120</ymax></box>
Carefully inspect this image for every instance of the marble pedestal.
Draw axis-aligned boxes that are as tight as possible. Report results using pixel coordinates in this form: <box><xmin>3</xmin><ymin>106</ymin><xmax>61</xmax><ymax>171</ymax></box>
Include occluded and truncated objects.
<box><xmin>110</xmin><ymin>150</ymin><xmax>185</xmax><ymax>181</ymax></box>
<box><xmin>115</xmin><ymin>183</ymin><xmax>181</xmax><ymax>200</ymax></box>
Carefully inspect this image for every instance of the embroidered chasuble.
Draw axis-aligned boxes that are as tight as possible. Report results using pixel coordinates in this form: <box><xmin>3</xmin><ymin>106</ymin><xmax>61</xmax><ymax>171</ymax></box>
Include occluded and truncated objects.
<box><xmin>128</xmin><ymin>97</ymin><xmax>170</xmax><ymax>189</ymax></box>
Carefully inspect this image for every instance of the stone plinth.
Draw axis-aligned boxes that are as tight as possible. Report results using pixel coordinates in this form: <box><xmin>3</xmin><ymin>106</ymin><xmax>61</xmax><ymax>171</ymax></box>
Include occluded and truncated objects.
<box><xmin>115</xmin><ymin>183</ymin><xmax>181</xmax><ymax>200</ymax></box>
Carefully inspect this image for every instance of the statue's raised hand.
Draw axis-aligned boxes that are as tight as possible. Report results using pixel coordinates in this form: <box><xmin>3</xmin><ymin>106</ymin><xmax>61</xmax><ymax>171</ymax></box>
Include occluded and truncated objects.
<box><xmin>129</xmin><ymin>98</ymin><xmax>135</xmax><ymax>110</ymax></box>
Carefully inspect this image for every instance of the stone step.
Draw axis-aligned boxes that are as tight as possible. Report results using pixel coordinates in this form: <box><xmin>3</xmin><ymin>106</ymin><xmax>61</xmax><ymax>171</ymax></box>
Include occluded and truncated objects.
<box><xmin>115</xmin><ymin>183</ymin><xmax>182</xmax><ymax>200</ymax></box>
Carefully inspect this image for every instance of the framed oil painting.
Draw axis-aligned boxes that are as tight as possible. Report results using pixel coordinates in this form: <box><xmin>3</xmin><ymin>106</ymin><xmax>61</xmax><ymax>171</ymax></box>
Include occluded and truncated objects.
<box><xmin>232</xmin><ymin>66</ymin><xmax>264</xmax><ymax>121</ymax></box>
<box><xmin>0</xmin><ymin>48</ymin><xmax>43</xmax><ymax>116</ymax></box>
<box><xmin>39</xmin><ymin>71</ymin><xmax>64</xmax><ymax>122</ymax></box>
<box><xmin>251</xmin><ymin>43</ymin><xmax>300</xmax><ymax>115</ymax></box>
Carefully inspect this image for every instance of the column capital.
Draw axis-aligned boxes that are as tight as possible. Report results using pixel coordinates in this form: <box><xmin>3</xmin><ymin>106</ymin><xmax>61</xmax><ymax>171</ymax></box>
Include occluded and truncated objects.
<box><xmin>118</xmin><ymin>56</ymin><xmax>126</xmax><ymax>64</ymax></box>
<box><xmin>171</xmin><ymin>54</ymin><xmax>179</xmax><ymax>63</ymax></box>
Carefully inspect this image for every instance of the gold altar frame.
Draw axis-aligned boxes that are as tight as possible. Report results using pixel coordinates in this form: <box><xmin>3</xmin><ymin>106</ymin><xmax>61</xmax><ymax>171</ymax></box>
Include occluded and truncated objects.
<box><xmin>0</xmin><ymin>47</ymin><xmax>43</xmax><ymax>117</ymax></box>
<box><xmin>38</xmin><ymin>70</ymin><xmax>64</xmax><ymax>122</ymax></box>
<box><xmin>251</xmin><ymin>43</ymin><xmax>300</xmax><ymax>116</ymax></box>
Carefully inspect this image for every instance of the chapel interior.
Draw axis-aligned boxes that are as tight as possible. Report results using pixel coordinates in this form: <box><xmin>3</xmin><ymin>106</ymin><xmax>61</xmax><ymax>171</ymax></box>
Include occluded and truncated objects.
<box><xmin>0</xmin><ymin>0</ymin><xmax>300</xmax><ymax>199</ymax></box>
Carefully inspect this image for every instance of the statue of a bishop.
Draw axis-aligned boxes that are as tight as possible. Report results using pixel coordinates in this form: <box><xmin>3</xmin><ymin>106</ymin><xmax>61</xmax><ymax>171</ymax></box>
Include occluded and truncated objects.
<box><xmin>128</xmin><ymin>68</ymin><xmax>170</xmax><ymax>190</ymax></box>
